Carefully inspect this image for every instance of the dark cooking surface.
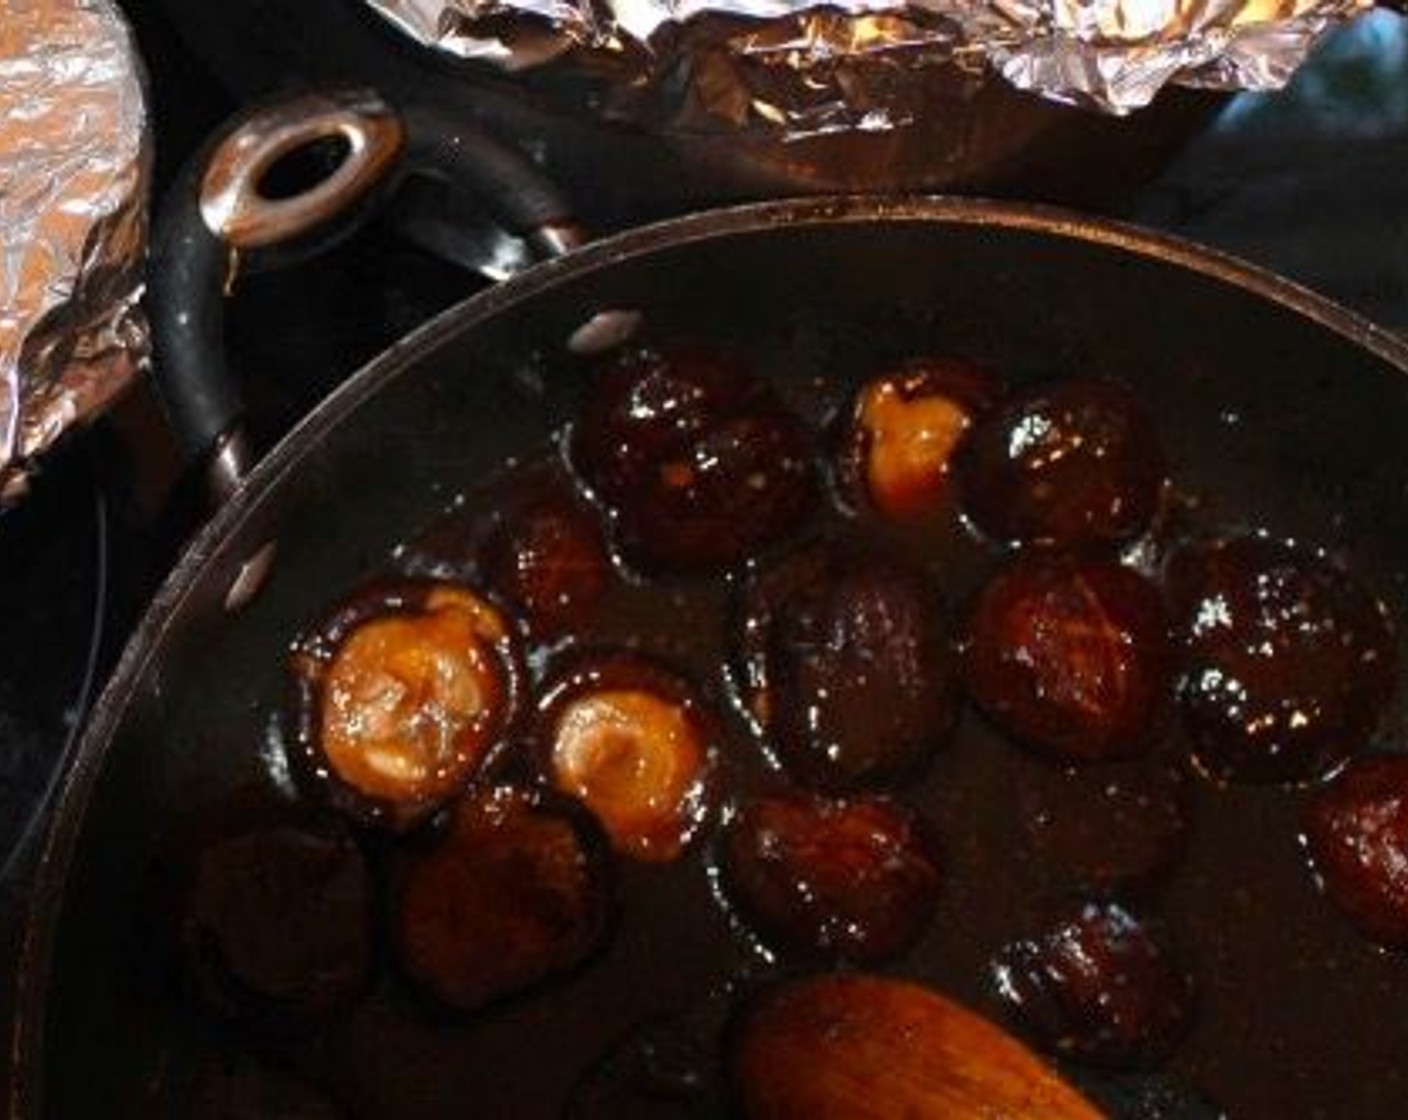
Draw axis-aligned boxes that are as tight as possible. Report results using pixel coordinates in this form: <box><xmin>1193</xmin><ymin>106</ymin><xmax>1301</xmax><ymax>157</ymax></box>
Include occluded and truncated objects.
<box><xmin>19</xmin><ymin>202</ymin><xmax>1408</xmax><ymax>1120</ymax></box>
<box><xmin>155</xmin><ymin>407</ymin><xmax>1406</xmax><ymax>1119</ymax></box>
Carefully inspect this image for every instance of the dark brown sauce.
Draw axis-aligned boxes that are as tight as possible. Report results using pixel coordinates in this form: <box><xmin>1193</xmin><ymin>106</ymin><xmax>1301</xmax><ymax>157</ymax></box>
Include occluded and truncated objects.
<box><xmin>210</xmin><ymin>385</ymin><xmax>1407</xmax><ymax>1119</ymax></box>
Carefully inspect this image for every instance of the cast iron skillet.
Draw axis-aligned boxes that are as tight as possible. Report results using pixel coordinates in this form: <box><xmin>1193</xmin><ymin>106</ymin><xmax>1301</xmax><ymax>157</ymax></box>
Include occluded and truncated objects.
<box><xmin>13</xmin><ymin>92</ymin><xmax>1408</xmax><ymax>1117</ymax></box>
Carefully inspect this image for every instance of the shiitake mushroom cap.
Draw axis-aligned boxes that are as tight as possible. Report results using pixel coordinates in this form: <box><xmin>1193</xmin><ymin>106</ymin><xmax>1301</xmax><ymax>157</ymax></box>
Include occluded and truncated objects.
<box><xmin>568</xmin><ymin>341</ymin><xmax>817</xmax><ymax>574</ymax></box>
<box><xmin>717</xmin><ymin>791</ymin><xmax>942</xmax><ymax>964</ymax></box>
<box><xmin>963</xmin><ymin>556</ymin><xmax>1174</xmax><ymax>764</ymax></box>
<box><xmin>991</xmin><ymin>899</ymin><xmax>1196</xmax><ymax>1069</ymax></box>
<box><xmin>835</xmin><ymin>355</ymin><xmax>1004</xmax><ymax>521</ymax></box>
<box><xmin>286</xmin><ymin>579</ymin><xmax>525</xmax><ymax>831</ymax></box>
<box><xmin>1167</xmin><ymin>532</ymin><xmax>1397</xmax><ymax>785</ymax></box>
<box><xmin>953</xmin><ymin>376</ymin><xmax>1166</xmax><ymax>552</ymax></box>
<box><xmin>474</xmin><ymin>463</ymin><xmax>615</xmax><ymax>640</ymax></box>
<box><xmin>732</xmin><ymin>539</ymin><xmax>959</xmax><ymax>791</ymax></box>
<box><xmin>1302</xmin><ymin>752</ymin><xmax>1408</xmax><ymax>948</ymax></box>
<box><xmin>535</xmin><ymin>649</ymin><xmax>721</xmax><ymax>862</ymax></box>
<box><xmin>388</xmin><ymin>783</ymin><xmax>615</xmax><ymax>1014</ymax></box>
<box><xmin>169</xmin><ymin>804</ymin><xmax>374</xmax><ymax>1032</ymax></box>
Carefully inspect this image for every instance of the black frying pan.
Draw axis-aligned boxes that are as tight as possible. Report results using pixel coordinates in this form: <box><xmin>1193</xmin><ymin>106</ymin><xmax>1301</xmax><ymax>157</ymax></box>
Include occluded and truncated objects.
<box><xmin>12</xmin><ymin>91</ymin><xmax>1408</xmax><ymax>1118</ymax></box>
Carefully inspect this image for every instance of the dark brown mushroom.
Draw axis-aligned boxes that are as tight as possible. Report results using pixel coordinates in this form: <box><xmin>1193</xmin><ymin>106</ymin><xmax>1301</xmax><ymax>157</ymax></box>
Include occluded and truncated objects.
<box><xmin>175</xmin><ymin>815</ymin><xmax>373</xmax><ymax>1030</ymax></box>
<box><xmin>964</xmin><ymin>556</ymin><xmax>1173</xmax><ymax>763</ymax></box>
<box><xmin>390</xmin><ymin>784</ymin><xmax>614</xmax><ymax>1013</ymax></box>
<box><xmin>1302</xmin><ymin>752</ymin><xmax>1408</xmax><ymax>948</ymax></box>
<box><xmin>991</xmin><ymin>900</ymin><xmax>1196</xmax><ymax>1068</ymax></box>
<box><xmin>568</xmin><ymin>341</ymin><xmax>816</xmax><ymax>573</ymax></box>
<box><xmin>718</xmin><ymin>792</ymin><xmax>941</xmax><ymax>963</ymax></box>
<box><xmin>1167</xmin><ymin>533</ymin><xmax>1397</xmax><ymax>784</ymax></box>
<box><xmin>476</xmin><ymin>467</ymin><xmax>615</xmax><ymax>640</ymax></box>
<box><xmin>953</xmin><ymin>376</ymin><xmax>1166</xmax><ymax>551</ymax></box>
<box><xmin>732</xmin><ymin>541</ymin><xmax>959</xmax><ymax>791</ymax></box>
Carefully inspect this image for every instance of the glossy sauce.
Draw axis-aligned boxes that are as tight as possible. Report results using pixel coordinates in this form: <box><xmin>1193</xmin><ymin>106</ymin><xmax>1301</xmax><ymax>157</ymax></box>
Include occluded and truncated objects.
<box><xmin>192</xmin><ymin>368</ymin><xmax>1408</xmax><ymax>1119</ymax></box>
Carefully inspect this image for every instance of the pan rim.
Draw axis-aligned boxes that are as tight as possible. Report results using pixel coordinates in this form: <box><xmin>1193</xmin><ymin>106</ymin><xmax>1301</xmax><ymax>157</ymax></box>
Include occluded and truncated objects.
<box><xmin>13</xmin><ymin>192</ymin><xmax>1408</xmax><ymax>1115</ymax></box>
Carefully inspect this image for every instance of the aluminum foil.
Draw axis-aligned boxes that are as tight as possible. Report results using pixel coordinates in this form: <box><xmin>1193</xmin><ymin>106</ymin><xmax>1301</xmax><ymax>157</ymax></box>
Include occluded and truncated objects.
<box><xmin>1</xmin><ymin>0</ymin><xmax>150</xmax><ymax>502</ymax></box>
<box><xmin>366</xmin><ymin>0</ymin><xmax>1372</xmax><ymax>126</ymax></box>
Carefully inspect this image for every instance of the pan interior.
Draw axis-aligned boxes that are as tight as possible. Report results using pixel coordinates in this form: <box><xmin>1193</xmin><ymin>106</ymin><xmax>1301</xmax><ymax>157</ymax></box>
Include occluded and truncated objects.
<box><xmin>24</xmin><ymin>204</ymin><xmax>1408</xmax><ymax>1118</ymax></box>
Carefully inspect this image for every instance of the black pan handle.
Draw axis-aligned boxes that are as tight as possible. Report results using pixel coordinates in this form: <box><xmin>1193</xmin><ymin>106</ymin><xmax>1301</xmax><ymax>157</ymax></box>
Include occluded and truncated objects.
<box><xmin>148</xmin><ymin>88</ymin><xmax>585</xmax><ymax>501</ymax></box>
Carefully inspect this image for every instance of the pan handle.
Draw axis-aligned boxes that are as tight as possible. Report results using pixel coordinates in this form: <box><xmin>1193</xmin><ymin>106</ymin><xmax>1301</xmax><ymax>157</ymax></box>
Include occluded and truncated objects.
<box><xmin>148</xmin><ymin>88</ymin><xmax>585</xmax><ymax>502</ymax></box>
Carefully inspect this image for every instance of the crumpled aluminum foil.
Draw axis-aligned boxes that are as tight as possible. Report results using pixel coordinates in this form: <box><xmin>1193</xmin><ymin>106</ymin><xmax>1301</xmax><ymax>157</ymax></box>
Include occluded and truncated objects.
<box><xmin>1</xmin><ymin>0</ymin><xmax>150</xmax><ymax>503</ymax></box>
<box><xmin>366</xmin><ymin>0</ymin><xmax>1372</xmax><ymax>127</ymax></box>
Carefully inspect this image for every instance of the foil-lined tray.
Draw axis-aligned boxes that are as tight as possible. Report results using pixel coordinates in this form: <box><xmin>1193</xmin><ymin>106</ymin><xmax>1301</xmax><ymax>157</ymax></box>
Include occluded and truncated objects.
<box><xmin>366</xmin><ymin>0</ymin><xmax>1372</xmax><ymax>133</ymax></box>
<box><xmin>1</xmin><ymin>0</ymin><xmax>150</xmax><ymax>503</ymax></box>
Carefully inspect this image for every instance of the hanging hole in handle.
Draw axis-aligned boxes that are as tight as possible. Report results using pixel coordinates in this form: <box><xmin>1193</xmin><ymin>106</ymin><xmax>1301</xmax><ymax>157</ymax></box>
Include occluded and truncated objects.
<box><xmin>200</xmin><ymin>90</ymin><xmax>406</xmax><ymax>253</ymax></box>
<box><xmin>257</xmin><ymin>132</ymin><xmax>354</xmax><ymax>200</ymax></box>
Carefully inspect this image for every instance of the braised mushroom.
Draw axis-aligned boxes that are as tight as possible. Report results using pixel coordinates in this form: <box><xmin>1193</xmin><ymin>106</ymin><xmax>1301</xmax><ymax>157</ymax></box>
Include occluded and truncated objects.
<box><xmin>964</xmin><ymin>556</ymin><xmax>1173</xmax><ymax>763</ymax></box>
<box><xmin>836</xmin><ymin>356</ymin><xmax>1003</xmax><ymax>520</ymax></box>
<box><xmin>538</xmin><ymin>651</ymin><xmax>718</xmax><ymax>862</ymax></box>
<box><xmin>569</xmin><ymin>342</ymin><xmax>815</xmax><ymax>573</ymax></box>
<box><xmin>287</xmin><ymin>580</ymin><xmax>523</xmax><ymax>829</ymax></box>
<box><xmin>991</xmin><ymin>900</ymin><xmax>1195</xmax><ymax>1068</ymax></box>
<box><xmin>718</xmin><ymin>792</ymin><xmax>941</xmax><ymax>963</ymax></box>
<box><xmin>1302</xmin><ymin>753</ymin><xmax>1408</xmax><ymax>948</ymax></box>
<box><xmin>1167</xmin><ymin>533</ymin><xmax>1397</xmax><ymax>784</ymax></box>
<box><xmin>175</xmin><ymin>815</ymin><xmax>372</xmax><ymax>1030</ymax></box>
<box><xmin>953</xmin><ymin>377</ymin><xmax>1165</xmax><ymax>551</ymax></box>
<box><xmin>732</xmin><ymin>541</ymin><xmax>958</xmax><ymax>790</ymax></box>
<box><xmin>390</xmin><ymin>784</ymin><xmax>613</xmax><ymax>1012</ymax></box>
<box><xmin>476</xmin><ymin>465</ymin><xmax>614</xmax><ymax>640</ymax></box>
